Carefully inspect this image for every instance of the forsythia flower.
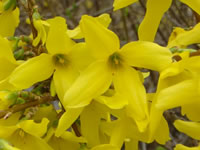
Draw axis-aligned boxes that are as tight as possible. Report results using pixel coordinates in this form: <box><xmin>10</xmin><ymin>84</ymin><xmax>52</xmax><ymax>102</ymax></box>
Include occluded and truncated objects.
<box><xmin>0</xmin><ymin>118</ymin><xmax>53</xmax><ymax>150</ymax></box>
<box><xmin>113</xmin><ymin>0</ymin><xmax>200</xmax><ymax>42</ymax></box>
<box><xmin>62</xmin><ymin>15</ymin><xmax>172</xmax><ymax>132</ymax></box>
<box><xmin>9</xmin><ymin>17</ymin><xmax>93</xmax><ymax>101</ymax></box>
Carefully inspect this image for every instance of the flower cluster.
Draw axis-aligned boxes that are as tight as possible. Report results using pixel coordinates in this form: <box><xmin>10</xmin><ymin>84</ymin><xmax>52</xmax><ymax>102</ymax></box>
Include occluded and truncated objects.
<box><xmin>0</xmin><ymin>0</ymin><xmax>200</xmax><ymax>150</ymax></box>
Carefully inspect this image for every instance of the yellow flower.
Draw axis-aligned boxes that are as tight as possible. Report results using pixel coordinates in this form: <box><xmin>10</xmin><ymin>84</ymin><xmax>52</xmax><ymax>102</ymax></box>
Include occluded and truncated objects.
<box><xmin>62</xmin><ymin>15</ymin><xmax>172</xmax><ymax>132</ymax></box>
<box><xmin>9</xmin><ymin>17</ymin><xmax>93</xmax><ymax>101</ymax></box>
<box><xmin>0</xmin><ymin>118</ymin><xmax>53</xmax><ymax>150</ymax></box>
<box><xmin>113</xmin><ymin>0</ymin><xmax>200</xmax><ymax>42</ymax></box>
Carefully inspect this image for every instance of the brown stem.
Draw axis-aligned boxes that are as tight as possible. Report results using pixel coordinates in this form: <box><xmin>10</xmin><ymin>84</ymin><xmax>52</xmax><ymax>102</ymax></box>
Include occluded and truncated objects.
<box><xmin>72</xmin><ymin>123</ymin><xmax>81</xmax><ymax>137</ymax></box>
<box><xmin>0</xmin><ymin>94</ymin><xmax>54</xmax><ymax>119</ymax></box>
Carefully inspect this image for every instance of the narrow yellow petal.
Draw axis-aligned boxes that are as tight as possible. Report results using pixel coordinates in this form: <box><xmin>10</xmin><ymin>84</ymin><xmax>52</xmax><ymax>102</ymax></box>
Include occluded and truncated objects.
<box><xmin>0</xmin><ymin>36</ymin><xmax>16</xmax><ymax>63</ymax></box>
<box><xmin>61</xmin><ymin>131</ymin><xmax>87</xmax><ymax>143</ymax></box>
<box><xmin>46</xmin><ymin>17</ymin><xmax>75</xmax><ymax>54</ymax></box>
<box><xmin>0</xmin><ymin>58</ymin><xmax>17</xmax><ymax>81</ymax></box>
<box><xmin>113</xmin><ymin>0</ymin><xmax>138</xmax><ymax>11</ymax></box>
<box><xmin>174</xmin><ymin>120</ymin><xmax>200</xmax><ymax>140</ymax></box>
<box><xmin>168</xmin><ymin>23</ymin><xmax>200</xmax><ymax>48</ymax></box>
<box><xmin>175</xmin><ymin>144</ymin><xmax>200</xmax><ymax>150</ymax></box>
<box><xmin>182</xmin><ymin>103</ymin><xmax>200</xmax><ymax>122</ymax></box>
<box><xmin>80</xmin><ymin>104</ymin><xmax>101</xmax><ymax>147</ymax></box>
<box><xmin>55</xmin><ymin>107</ymin><xmax>83</xmax><ymax>137</ymax></box>
<box><xmin>9</xmin><ymin>54</ymin><xmax>54</xmax><ymax>89</ymax></box>
<box><xmin>113</xmin><ymin>66</ymin><xmax>149</xmax><ymax>132</ymax></box>
<box><xmin>63</xmin><ymin>61</ymin><xmax>112</xmax><ymax>108</ymax></box>
<box><xmin>120</xmin><ymin>41</ymin><xmax>172</xmax><ymax>72</ymax></box>
<box><xmin>156</xmin><ymin>79</ymin><xmax>199</xmax><ymax>110</ymax></box>
<box><xmin>92</xmin><ymin>144</ymin><xmax>120</xmax><ymax>150</ymax></box>
<box><xmin>138</xmin><ymin>0</ymin><xmax>172</xmax><ymax>41</ymax></box>
<box><xmin>0</xmin><ymin>8</ymin><xmax>20</xmax><ymax>37</ymax></box>
<box><xmin>180</xmin><ymin>0</ymin><xmax>200</xmax><ymax>15</ymax></box>
<box><xmin>154</xmin><ymin>116</ymin><xmax>170</xmax><ymax>144</ymax></box>
<box><xmin>80</xmin><ymin>15</ymin><xmax>120</xmax><ymax>59</ymax></box>
<box><xmin>68</xmin><ymin>43</ymin><xmax>95</xmax><ymax>72</ymax></box>
<box><xmin>53</xmin><ymin>65</ymin><xmax>79</xmax><ymax>101</ymax></box>
<box><xmin>125</xmin><ymin>140</ymin><xmax>138</xmax><ymax>150</ymax></box>
<box><xmin>68</xmin><ymin>13</ymin><xmax>111</xmax><ymax>39</ymax></box>
<box><xmin>95</xmin><ymin>92</ymin><xmax>128</xmax><ymax>109</ymax></box>
<box><xmin>18</xmin><ymin>118</ymin><xmax>49</xmax><ymax>137</ymax></box>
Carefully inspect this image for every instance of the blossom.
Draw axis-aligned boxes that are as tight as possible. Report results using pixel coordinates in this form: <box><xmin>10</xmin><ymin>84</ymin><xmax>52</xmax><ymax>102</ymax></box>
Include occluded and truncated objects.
<box><xmin>0</xmin><ymin>118</ymin><xmax>53</xmax><ymax>150</ymax></box>
<box><xmin>62</xmin><ymin>15</ymin><xmax>172</xmax><ymax>132</ymax></box>
<box><xmin>9</xmin><ymin>17</ymin><xmax>93</xmax><ymax>101</ymax></box>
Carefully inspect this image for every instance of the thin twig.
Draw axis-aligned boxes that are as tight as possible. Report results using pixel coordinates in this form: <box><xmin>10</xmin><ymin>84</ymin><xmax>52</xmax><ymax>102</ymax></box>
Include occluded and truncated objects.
<box><xmin>0</xmin><ymin>94</ymin><xmax>54</xmax><ymax>119</ymax></box>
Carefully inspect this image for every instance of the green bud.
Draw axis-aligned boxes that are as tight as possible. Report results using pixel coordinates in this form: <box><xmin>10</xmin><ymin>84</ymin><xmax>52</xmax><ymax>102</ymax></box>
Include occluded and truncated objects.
<box><xmin>16</xmin><ymin>97</ymin><xmax>26</xmax><ymax>104</ymax></box>
<box><xmin>32</xmin><ymin>11</ymin><xmax>41</xmax><ymax>20</ymax></box>
<box><xmin>20</xmin><ymin>91</ymin><xmax>29</xmax><ymax>99</ymax></box>
<box><xmin>3</xmin><ymin>0</ymin><xmax>16</xmax><ymax>11</ymax></box>
<box><xmin>14</xmin><ymin>48</ymin><xmax>24</xmax><ymax>60</ymax></box>
<box><xmin>6</xmin><ymin>92</ymin><xmax>18</xmax><ymax>102</ymax></box>
<box><xmin>156</xmin><ymin>146</ymin><xmax>166</xmax><ymax>150</ymax></box>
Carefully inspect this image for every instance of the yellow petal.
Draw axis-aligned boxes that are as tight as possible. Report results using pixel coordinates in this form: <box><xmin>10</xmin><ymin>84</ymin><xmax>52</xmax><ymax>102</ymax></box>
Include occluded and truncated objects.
<box><xmin>168</xmin><ymin>23</ymin><xmax>200</xmax><ymax>48</ymax></box>
<box><xmin>110</xmin><ymin>119</ymin><xmax>127</xmax><ymax>148</ymax></box>
<box><xmin>80</xmin><ymin>15</ymin><xmax>120</xmax><ymax>59</ymax></box>
<box><xmin>156</xmin><ymin>79</ymin><xmax>199</xmax><ymax>110</ymax></box>
<box><xmin>46</xmin><ymin>17</ymin><xmax>75</xmax><ymax>55</ymax></box>
<box><xmin>175</xmin><ymin>144</ymin><xmax>200</xmax><ymax>150</ymax></box>
<box><xmin>0</xmin><ymin>126</ymin><xmax>17</xmax><ymax>138</ymax></box>
<box><xmin>9</xmin><ymin>133</ymin><xmax>54</xmax><ymax>150</ymax></box>
<box><xmin>61</xmin><ymin>131</ymin><xmax>87</xmax><ymax>143</ymax></box>
<box><xmin>63</xmin><ymin>61</ymin><xmax>112</xmax><ymax>108</ymax></box>
<box><xmin>9</xmin><ymin>54</ymin><xmax>54</xmax><ymax>89</ymax></box>
<box><xmin>68</xmin><ymin>13</ymin><xmax>111</xmax><ymax>39</ymax></box>
<box><xmin>138</xmin><ymin>0</ymin><xmax>172</xmax><ymax>41</ymax></box>
<box><xmin>113</xmin><ymin>66</ymin><xmax>149</xmax><ymax>132</ymax></box>
<box><xmin>95</xmin><ymin>92</ymin><xmax>128</xmax><ymax>109</ymax></box>
<box><xmin>91</xmin><ymin>144</ymin><xmax>120</xmax><ymax>150</ymax></box>
<box><xmin>120</xmin><ymin>41</ymin><xmax>172</xmax><ymax>72</ymax></box>
<box><xmin>55</xmin><ymin>107</ymin><xmax>83</xmax><ymax>137</ymax></box>
<box><xmin>180</xmin><ymin>0</ymin><xmax>200</xmax><ymax>15</ymax></box>
<box><xmin>53</xmin><ymin>65</ymin><xmax>79</xmax><ymax>101</ymax></box>
<box><xmin>0</xmin><ymin>58</ymin><xmax>17</xmax><ymax>81</ymax></box>
<box><xmin>80</xmin><ymin>104</ymin><xmax>101</xmax><ymax>147</ymax></box>
<box><xmin>0</xmin><ymin>77</ymin><xmax>17</xmax><ymax>91</ymax></box>
<box><xmin>0</xmin><ymin>8</ymin><xmax>20</xmax><ymax>37</ymax></box>
<box><xmin>68</xmin><ymin>43</ymin><xmax>95</xmax><ymax>72</ymax></box>
<box><xmin>18</xmin><ymin>118</ymin><xmax>49</xmax><ymax>137</ymax></box>
<box><xmin>0</xmin><ymin>36</ymin><xmax>16</xmax><ymax>63</ymax></box>
<box><xmin>125</xmin><ymin>140</ymin><xmax>138</xmax><ymax>150</ymax></box>
<box><xmin>154</xmin><ymin>116</ymin><xmax>170</xmax><ymax>144</ymax></box>
<box><xmin>32</xmin><ymin>20</ymin><xmax>48</xmax><ymax>46</ymax></box>
<box><xmin>113</xmin><ymin>0</ymin><xmax>138</xmax><ymax>11</ymax></box>
<box><xmin>182</xmin><ymin>103</ymin><xmax>200</xmax><ymax>122</ymax></box>
<box><xmin>174</xmin><ymin>120</ymin><xmax>200</xmax><ymax>140</ymax></box>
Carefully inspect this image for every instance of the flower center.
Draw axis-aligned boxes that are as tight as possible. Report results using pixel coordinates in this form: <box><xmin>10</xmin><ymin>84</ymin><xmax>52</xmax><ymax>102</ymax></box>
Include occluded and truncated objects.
<box><xmin>108</xmin><ymin>52</ymin><xmax>123</xmax><ymax>70</ymax></box>
<box><xmin>52</xmin><ymin>54</ymin><xmax>69</xmax><ymax>67</ymax></box>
